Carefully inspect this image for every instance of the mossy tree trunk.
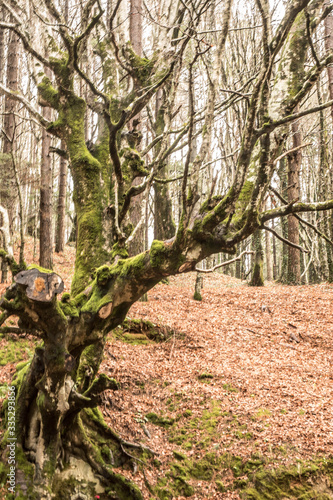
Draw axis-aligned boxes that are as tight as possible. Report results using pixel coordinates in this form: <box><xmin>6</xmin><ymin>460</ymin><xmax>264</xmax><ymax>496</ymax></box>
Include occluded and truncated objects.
<box><xmin>193</xmin><ymin>271</ymin><xmax>203</xmax><ymax>300</ymax></box>
<box><xmin>250</xmin><ymin>229</ymin><xmax>264</xmax><ymax>286</ymax></box>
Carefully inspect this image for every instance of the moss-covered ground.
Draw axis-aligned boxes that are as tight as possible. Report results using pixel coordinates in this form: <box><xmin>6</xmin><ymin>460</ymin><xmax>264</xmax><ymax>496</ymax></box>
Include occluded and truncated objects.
<box><xmin>0</xmin><ymin>337</ymin><xmax>37</xmax><ymax>366</ymax></box>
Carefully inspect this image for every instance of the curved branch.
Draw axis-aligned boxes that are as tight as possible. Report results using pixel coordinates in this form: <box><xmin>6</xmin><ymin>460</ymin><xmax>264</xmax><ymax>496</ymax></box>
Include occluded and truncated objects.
<box><xmin>262</xmin><ymin>224</ymin><xmax>309</xmax><ymax>253</ymax></box>
<box><xmin>195</xmin><ymin>250</ymin><xmax>254</xmax><ymax>273</ymax></box>
<box><xmin>269</xmin><ymin>186</ymin><xmax>333</xmax><ymax>246</ymax></box>
<box><xmin>0</xmin><ymin>83</ymin><xmax>51</xmax><ymax>128</ymax></box>
<box><xmin>1</xmin><ymin>0</ymin><xmax>22</xmax><ymax>24</ymax></box>
<box><xmin>256</xmin><ymin>98</ymin><xmax>333</xmax><ymax>136</ymax></box>
<box><xmin>0</xmin><ymin>22</ymin><xmax>51</xmax><ymax>68</ymax></box>
<box><xmin>260</xmin><ymin>199</ymin><xmax>333</xmax><ymax>224</ymax></box>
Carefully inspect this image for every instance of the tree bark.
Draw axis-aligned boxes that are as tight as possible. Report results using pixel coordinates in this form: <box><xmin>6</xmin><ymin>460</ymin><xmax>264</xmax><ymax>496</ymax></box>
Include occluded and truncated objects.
<box><xmin>324</xmin><ymin>3</ymin><xmax>333</xmax><ymax>281</ymax></box>
<box><xmin>130</xmin><ymin>0</ymin><xmax>142</xmax><ymax>55</ymax></box>
<box><xmin>250</xmin><ymin>229</ymin><xmax>264</xmax><ymax>286</ymax></box>
<box><xmin>265</xmin><ymin>230</ymin><xmax>273</xmax><ymax>281</ymax></box>
<box><xmin>278</xmin><ymin>158</ymin><xmax>289</xmax><ymax>282</ymax></box>
<box><xmin>193</xmin><ymin>271</ymin><xmax>203</xmax><ymax>300</ymax></box>
<box><xmin>55</xmin><ymin>142</ymin><xmax>68</xmax><ymax>253</ymax></box>
<box><xmin>287</xmin><ymin>111</ymin><xmax>301</xmax><ymax>285</ymax></box>
<box><xmin>154</xmin><ymin>89</ymin><xmax>176</xmax><ymax>241</ymax></box>
<box><xmin>1</xmin><ymin>25</ymin><xmax>19</xmax><ymax>282</ymax></box>
<box><xmin>39</xmin><ymin>65</ymin><xmax>53</xmax><ymax>269</ymax></box>
<box><xmin>2</xmin><ymin>3</ymin><xmax>333</xmax><ymax>498</ymax></box>
<box><xmin>128</xmin><ymin>0</ymin><xmax>145</xmax><ymax>259</ymax></box>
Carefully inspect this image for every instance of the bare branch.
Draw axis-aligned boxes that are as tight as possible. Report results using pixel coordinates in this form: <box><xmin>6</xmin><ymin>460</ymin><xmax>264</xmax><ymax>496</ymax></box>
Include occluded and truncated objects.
<box><xmin>0</xmin><ymin>206</ymin><xmax>13</xmax><ymax>257</ymax></box>
<box><xmin>269</xmin><ymin>186</ymin><xmax>333</xmax><ymax>246</ymax></box>
<box><xmin>256</xmin><ymin>99</ymin><xmax>333</xmax><ymax>136</ymax></box>
<box><xmin>0</xmin><ymin>22</ymin><xmax>51</xmax><ymax>67</ymax></box>
<box><xmin>262</xmin><ymin>224</ymin><xmax>309</xmax><ymax>253</ymax></box>
<box><xmin>1</xmin><ymin>0</ymin><xmax>22</xmax><ymax>24</ymax></box>
<box><xmin>195</xmin><ymin>251</ymin><xmax>254</xmax><ymax>273</ymax></box>
<box><xmin>273</xmin><ymin>142</ymin><xmax>311</xmax><ymax>165</ymax></box>
<box><xmin>0</xmin><ymin>83</ymin><xmax>51</xmax><ymax>129</ymax></box>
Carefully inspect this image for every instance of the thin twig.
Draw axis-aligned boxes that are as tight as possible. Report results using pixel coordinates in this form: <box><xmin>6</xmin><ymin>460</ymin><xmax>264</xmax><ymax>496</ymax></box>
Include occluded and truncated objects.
<box><xmin>262</xmin><ymin>224</ymin><xmax>309</xmax><ymax>253</ymax></box>
<box><xmin>195</xmin><ymin>250</ymin><xmax>254</xmax><ymax>273</ymax></box>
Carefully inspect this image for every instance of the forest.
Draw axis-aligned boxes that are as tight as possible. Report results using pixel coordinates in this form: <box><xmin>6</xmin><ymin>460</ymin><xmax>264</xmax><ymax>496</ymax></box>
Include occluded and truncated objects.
<box><xmin>0</xmin><ymin>0</ymin><xmax>333</xmax><ymax>498</ymax></box>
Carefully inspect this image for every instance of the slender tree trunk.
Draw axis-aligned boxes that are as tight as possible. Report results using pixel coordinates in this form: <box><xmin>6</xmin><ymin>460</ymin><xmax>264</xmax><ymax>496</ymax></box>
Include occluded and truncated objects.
<box><xmin>154</xmin><ymin>88</ymin><xmax>176</xmax><ymax>240</ymax></box>
<box><xmin>265</xmin><ymin>230</ymin><xmax>273</xmax><ymax>281</ymax></box>
<box><xmin>235</xmin><ymin>246</ymin><xmax>241</xmax><ymax>279</ymax></box>
<box><xmin>128</xmin><ymin>0</ymin><xmax>145</xmax><ymax>259</ymax></box>
<box><xmin>277</xmin><ymin>158</ymin><xmax>288</xmax><ymax>282</ymax></box>
<box><xmin>130</xmin><ymin>0</ymin><xmax>142</xmax><ymax>55</ymax></box>
<box><xmin>316</xmin><ymin>80</ymin><xmax>329</xmax><ymax>281</ymax></box>
<box><xmin>250</xmin><ymin>229</ymin><xmax>264</xmax><ymax>286</ymax></box>
<box><xmin>1</xmin><ymin>24</ymin><xmax>18</xmax><ymax>282</ymax></box>
<box><xmin>324</xmin><ymin>4</ymin><xmax>333</xmax><ymax>281</ymax></box>
<box><xmin>272</xmin><ymin>219</ymin><xmax>278</xmax><ymax>280</ymax></box>
<box><xmin>287</xmin><ymin>112</ymin><xmax>301</xmax><ymax>284</ymax></box>
<box><xmin>193</xmin><ymin>271</ymin><xmax>203</xmax><ymax>300</ymax></box>
<box><xmin>39</xmin><ymin>66</ymin><xmax>53</xmax><ymax>269</ymax></box>
<box><xmin>55</xmin><ymin>142</ymin><xmax>68</xmax><ymax>253</ymax></box>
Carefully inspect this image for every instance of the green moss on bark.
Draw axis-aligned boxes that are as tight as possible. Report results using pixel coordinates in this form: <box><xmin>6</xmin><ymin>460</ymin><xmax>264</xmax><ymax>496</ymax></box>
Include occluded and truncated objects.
<box><xmin>37</xmin><ymin>77</ymin><xmax>60</xmax><ymax>109</ymax></box>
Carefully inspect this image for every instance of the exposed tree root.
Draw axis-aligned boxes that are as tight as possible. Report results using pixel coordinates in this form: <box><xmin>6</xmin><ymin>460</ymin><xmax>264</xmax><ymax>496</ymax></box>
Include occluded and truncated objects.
<box><xmin>61</xmin><ymin>412</ymin><xmax>145</xmax><ymax>500</ymax></box>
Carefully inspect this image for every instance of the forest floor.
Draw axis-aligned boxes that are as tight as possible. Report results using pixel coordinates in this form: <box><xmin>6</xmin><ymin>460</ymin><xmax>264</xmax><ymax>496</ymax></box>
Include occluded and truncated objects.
<box><xmin>0</xmin><ymin>240</ymin><xmax>333</xmax><ymax>499</ymax></box>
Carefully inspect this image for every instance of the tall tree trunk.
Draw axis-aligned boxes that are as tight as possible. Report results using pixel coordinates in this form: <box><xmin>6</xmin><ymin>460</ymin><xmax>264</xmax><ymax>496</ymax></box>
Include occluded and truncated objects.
<box><xmin>128</xmin><ymin>0</ymin><xmax>145</xmax><ymax>259</ymax></box>
<box><xmin>154</xmin><ymin>89</ymin><xmax>176</xmax><ymax>241</ymax></box>
<box><xmin>1</xmin><ymin>24</ymin><xmax>18</xmax><ymax>282</ymax></box>
<box><xmin>265</xmin><ymin>230</ymin><xmax>273</xmax><ymax>281</ymax></box>
<box><xmin>54</xmin><ymin>0</ymin><xmax>69</xmax><ymax>254</ymax></box>
<box><xmin>55</xmin><ymin>142</ymin><xmax>68</xmax><ymax>253</ymax></box>
<box><xmin>324</xmin><ymin>3</ymin><xmax>333</xmax><ymax>281</ymax></box>
<box><xmin>193</xmin><ymin>271</ymin><xmax>203</xmax><ymax>300</ymax></box>
<box><xmin>272</xmin><ymin>219</ymin><xmax>278</xmax><ymax>280</ymax></box>
<box><xmin>287</xmin><ymin>112</ymin><xmax>301</xmax><ymax>284</ymax></box>
<box><xmin>129</xmin><ymin>0</ymin><xmax>142</xmax><ymax>55</ymax></box>
<box><xmin>250</xmin><ymin>229</ymin><xmax>264</xmax><ymax>286</ymax></box>
<box><xmin>0</xmin><ymin>10</ymin><xmax>5</xmax><ymax>281</ymax></box>
<box><xmin>39</xmin><ymin>65</ymin><xmax>53</xmax><ymax>269</ymax></box>
<box><xmin>278</xmin><ymin>157</ymin><xmax>289</xmax><ymax>282</ymax></box>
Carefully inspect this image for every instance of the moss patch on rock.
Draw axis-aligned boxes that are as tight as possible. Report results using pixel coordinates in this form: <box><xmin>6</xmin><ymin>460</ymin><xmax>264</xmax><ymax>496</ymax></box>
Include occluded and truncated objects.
<box><xmin>241</xmin><ymin>458</ymin><xmax>333</xmax><ymax>499</ymax></box>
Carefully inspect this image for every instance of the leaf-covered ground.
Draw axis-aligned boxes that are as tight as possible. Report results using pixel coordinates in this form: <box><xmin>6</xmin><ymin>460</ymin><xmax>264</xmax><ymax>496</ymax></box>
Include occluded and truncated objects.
<box><xmin>1</xmin><ymin>241</ymin><xmax>333</xmax><ymax>499</ymax></box>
